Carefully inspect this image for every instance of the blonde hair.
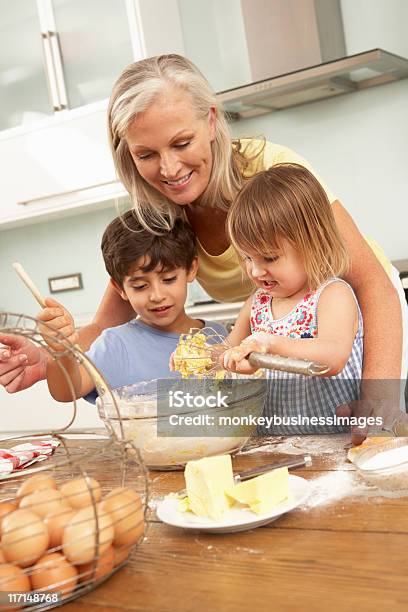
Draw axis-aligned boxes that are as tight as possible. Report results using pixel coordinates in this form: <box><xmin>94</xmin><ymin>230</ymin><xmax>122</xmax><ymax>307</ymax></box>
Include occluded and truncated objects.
<box><xmin>227</xmin><ymin>164</ymin><xmax>349</xmax><ymax>290</ymax></box>
<box><xmin>108</xmin><ymin>54</ymin><xmax>250</xmax><ymax>233</ymax></box>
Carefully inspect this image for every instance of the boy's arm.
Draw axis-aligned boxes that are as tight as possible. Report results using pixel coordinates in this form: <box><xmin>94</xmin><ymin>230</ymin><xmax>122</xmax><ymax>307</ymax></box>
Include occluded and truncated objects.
<box><xmin>37</xmin><ymin>297</ymin><xmax>95</xmax><ymax>401</ymax></box>
<box><xmin>47</xmin><ymin>356</ymin><xmax>94</xmax><ymax>402</ymax></box>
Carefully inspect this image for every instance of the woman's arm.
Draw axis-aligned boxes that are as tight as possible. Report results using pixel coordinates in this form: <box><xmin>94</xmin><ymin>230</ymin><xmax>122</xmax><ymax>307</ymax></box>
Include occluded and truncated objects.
<box><xmin>332</xmin><ymin>201</ymin><xmax>402</xmax><ymax>379</ymax></box>
<box><xmin>77</xmin><ymin>281</ymin><xmax>134</xmax><ymax>350</ymax></box>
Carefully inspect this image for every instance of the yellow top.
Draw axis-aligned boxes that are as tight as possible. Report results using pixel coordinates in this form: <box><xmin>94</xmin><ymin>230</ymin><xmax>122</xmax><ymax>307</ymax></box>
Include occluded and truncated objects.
<box><xmin>196</xmin><ymin>140</ymin><xmax>391</xmax><ymax>303</ymax></box>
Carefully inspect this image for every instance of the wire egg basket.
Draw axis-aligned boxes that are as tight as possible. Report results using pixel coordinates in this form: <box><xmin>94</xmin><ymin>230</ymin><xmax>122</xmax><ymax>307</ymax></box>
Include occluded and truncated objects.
<box><xmin>0</xmin><ymin>313</ymin><xmax>149</xmax><ymax>610</ymax></box>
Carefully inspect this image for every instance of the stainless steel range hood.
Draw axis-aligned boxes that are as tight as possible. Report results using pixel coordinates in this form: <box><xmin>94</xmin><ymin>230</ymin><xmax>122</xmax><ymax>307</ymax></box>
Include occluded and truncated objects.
<box><xmin>217</xmin><ymin>49</ymin><xmax>408</xmax><ymax>119</ymax></box>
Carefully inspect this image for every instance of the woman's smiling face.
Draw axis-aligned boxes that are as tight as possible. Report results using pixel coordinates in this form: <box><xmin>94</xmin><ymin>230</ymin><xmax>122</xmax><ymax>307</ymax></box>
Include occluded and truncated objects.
<box><xmin>126</xmin><ymin>85</ymin><xmax>216</xmax><ymax>206</ymax></box>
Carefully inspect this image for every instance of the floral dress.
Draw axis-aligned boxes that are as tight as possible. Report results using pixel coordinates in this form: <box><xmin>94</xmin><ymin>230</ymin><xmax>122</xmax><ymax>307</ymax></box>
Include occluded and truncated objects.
<box><xmin>250</xmin><ymin>278</ymin><xmax>363</xmax><ymax>435</ymax></box>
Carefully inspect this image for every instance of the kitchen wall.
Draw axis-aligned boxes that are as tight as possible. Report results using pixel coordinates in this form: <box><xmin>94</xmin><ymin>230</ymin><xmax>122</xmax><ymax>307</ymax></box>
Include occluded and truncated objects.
<box><xmin>0</xmin><ymin>207</ymin><xmax>115</xmax><ymax>320</ymax></box>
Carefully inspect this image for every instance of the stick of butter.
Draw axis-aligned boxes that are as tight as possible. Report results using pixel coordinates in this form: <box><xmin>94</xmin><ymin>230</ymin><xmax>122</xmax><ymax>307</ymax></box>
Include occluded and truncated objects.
<box><xmin>226</xmin><ymin>467</ymin><xmax>289</xmax><ymax>515</ymax></box>
<box><xmin>184</xmin><ymin>455</ymin><xmax>235</xmax><ymax>519</ymax></box>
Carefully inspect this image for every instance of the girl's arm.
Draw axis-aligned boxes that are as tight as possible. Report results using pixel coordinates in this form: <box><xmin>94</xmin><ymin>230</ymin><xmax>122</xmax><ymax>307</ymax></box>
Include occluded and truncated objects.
<box><xmin>226</xmin><ymin>297</ymin><xmax>252</xmax><ymax>346</ymax></box>
<box><xmin>226</xmin><ymin>283</ymin><xmax>358</xmax><ymax>375</ymax></box>
<box><xmin>264</xmin><ymin>282</ymin><xmax>358</xmax><ymax>375</ymax></box>
<box><xmin>332</xmin><ymin>201</ymin><xmax>402</xmax><ymax>379</ymax></box>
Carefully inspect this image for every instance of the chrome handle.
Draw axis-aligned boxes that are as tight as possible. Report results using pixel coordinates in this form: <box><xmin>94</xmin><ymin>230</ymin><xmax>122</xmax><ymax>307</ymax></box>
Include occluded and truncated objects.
<box><xmin>248</xmin><ymin>352</ymin><xmax>330</xmax><ymax>376</ymax></box>
<box><xmin>48</xmin><ymin>30</ymin><xmax>68</xmax><ymax>108</ymax></box>
<box><xmin>41</xmin><ymin>32</ymin><xmax>62</xmax><ymax>110</ymax></box>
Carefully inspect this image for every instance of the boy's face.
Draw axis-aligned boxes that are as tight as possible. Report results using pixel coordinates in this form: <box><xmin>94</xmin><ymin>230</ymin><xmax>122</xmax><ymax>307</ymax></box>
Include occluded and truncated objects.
<box><xmin>112</xmin><ymin>257</ymin><xmax>198</xmax><ymax>333</ymax></box>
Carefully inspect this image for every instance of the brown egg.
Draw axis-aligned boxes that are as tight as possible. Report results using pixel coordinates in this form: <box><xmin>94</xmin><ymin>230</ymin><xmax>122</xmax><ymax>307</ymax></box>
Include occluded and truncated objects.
<box><xmin>62</xmin><ymin>505</ymin><xmax>114</xmax><ymax>565</ymax></box>
<box><xmin>60</xmin><ymin>477</ymin><xmax>102</xmax><ymax>509</ymax></box>
<box><xmin>0</xmin><ymin>501</ymin><xmax>18</xmax><ymax>534</ymax></box>
<box><xmin>2</xmin><ymin>509</ymin><xmax>49</xmax><ymax>567</ymax></box>
<box><xmin>19</xmin><ymin>489</ymin><xmax>63</xmax><ymax>518</ymax></box>
<box><xmin>31</xmin><ymin>552</ymin><xmax>78</xmax><ymax>596</ymax></box>
<box><xmin>77</xmin><ymin>546</ymin><xmax>115</xmax><ymax>583</ymax></box>
<box><xmin>100</xmin><ymin>488</ymin><xmax>144</xmax><ymax>547</ymax></box>
<box><xmin>44</xmin><ymin>503</ymin><xmax>76</xmax><ymax>550</ymax></box>
<box><xmin>17</xmin><ymin>474</ymin><xmax>57</xmax><ymax>499</ymax></box>
<box><xmin>113</xmin><ymin>544</ymin><xmax>133</xmax><ymax>567</ymax></box>
<box><xmin>0</xmin><ymin>564</ymin><xmax>30</xmax><ymax>609</ymax></box>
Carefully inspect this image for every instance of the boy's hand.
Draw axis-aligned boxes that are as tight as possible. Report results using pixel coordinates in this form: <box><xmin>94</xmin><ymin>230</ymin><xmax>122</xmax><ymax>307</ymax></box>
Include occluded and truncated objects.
<box><xmin>169</xmin><ymin>351</ymin><xmax>176</xmax><ymax>371</ymax></box>
<box><xmin>37</xmin><ymin>298</ymin><xmax>79</xmax><ymax>352</ymax></box>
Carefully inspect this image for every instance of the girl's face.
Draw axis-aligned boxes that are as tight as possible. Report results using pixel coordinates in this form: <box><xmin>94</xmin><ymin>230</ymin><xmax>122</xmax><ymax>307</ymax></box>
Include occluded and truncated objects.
<box><xmin>243</xmin><ymin>241</ymin><xmax>309</xmax><ymax>299</ymax></box>
<box><xmin>126</xmin><ymin>86</ymin><xmax>216</xmax><ymax>206</ymax></box>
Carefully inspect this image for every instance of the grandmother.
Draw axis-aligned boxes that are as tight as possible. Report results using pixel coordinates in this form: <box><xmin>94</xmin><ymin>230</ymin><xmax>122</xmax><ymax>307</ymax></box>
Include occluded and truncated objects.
<box><xmin>1</xmin><ymin>55</ymin><xmax>406</xmax><ymax>417</ymax></box>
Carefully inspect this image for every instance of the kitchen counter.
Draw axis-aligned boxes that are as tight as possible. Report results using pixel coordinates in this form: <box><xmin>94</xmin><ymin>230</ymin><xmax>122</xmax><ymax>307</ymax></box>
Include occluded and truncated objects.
<box><xmin>60</xmin><ymin>435</ymin><xmax>408</xmax><ymax>612</ymax></box>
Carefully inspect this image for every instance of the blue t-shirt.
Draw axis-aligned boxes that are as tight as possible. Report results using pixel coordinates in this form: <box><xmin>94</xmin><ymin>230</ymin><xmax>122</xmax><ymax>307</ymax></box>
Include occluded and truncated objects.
<box><xmin>85</xmin><ymin>319</ymin><xmax>227</xmax><ymax>402</ymax></box>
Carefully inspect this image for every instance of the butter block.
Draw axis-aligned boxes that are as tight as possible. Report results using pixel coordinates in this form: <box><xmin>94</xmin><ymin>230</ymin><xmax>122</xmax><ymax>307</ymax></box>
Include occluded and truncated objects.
<box><xmin>184</xmin><ymin>455</ymin><xmax>235</xmax><ymax>519</ymax></box>
<box><xmin>226</xmin><ymin>467</ymin><xmax>289</xmax><ymax>515</ymax></box>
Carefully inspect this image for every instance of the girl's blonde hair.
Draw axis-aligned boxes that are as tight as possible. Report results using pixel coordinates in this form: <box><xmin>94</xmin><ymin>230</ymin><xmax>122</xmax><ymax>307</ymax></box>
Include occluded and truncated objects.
<box><xmin>108</xmin><ymin>54</ymin><xmax>251</xmax><ymax>233</ymax></box>
<box><xmin>227</xmin><ymin>164</ymin><xmax>349</xmax><ymax>290</ymax></box>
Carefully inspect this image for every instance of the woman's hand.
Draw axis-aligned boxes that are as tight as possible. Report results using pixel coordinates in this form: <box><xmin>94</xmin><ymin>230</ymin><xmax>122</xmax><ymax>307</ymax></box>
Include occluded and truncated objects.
<box><xmin>0</xmin><ymin>335</ymin><xmax>47</xmax><ymax>392</ymax></box>
<box><xmin>336</xmin><ymin>379</ymin><xmax>408</xmax><ymax>445</ymax></box>
<box><xmin>37</xmin><ymin>298</ymin><xmax>79</xmax><ymax>352</ymax></box>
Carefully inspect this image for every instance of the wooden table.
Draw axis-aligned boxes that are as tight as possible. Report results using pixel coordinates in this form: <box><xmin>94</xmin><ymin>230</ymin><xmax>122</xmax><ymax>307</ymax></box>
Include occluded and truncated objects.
<box><xmin>58</xmin><ymin>435</ymin><xmax>408</xmax><ymax>612</ymax></box>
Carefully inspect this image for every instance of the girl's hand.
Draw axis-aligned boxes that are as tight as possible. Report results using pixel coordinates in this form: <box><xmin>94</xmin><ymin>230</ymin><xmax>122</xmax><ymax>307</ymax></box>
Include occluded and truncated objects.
<box><xmin>0</xmin><ymin>334</ymin><xmax>47</xmax><ymax>392</ymax></box>
<box><xmin>169</xmin><ymin>351</ymin><xmax>176</xmax><ymax>371</ymax></box>
<box><xmin>221</xmin><ymin>332</ymin><xmax>274</xmax><ymax>375</ymax></box>
<box><xmin>240</xmin><ymin>331</ymin><xmax>273</xmax><ymax>354</ymax></box>
<box><xmin>37</xmin><ymin>298</ymin><xmax>79</xmax><ymax>352</ymax></box>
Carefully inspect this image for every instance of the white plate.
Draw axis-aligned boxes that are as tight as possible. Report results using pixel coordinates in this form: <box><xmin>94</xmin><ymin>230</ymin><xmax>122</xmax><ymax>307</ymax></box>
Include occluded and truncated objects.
<box><xmin>156</xmin><ymin>474</ymin><xmax>311</xmax><ymax>533</ymax></box>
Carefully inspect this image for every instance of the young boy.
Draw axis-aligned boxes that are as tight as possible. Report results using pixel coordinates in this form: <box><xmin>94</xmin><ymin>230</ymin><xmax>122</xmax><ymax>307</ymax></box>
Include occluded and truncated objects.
<box><xmin>41</xmin><ymin>211</ymin><xmax>226</xmax><ymax>402</ymax></box>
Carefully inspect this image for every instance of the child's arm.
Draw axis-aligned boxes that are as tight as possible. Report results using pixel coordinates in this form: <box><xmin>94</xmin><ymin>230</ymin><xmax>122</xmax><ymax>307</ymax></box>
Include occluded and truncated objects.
<box><xmin>226</xmin><ymin>283</ymin><xmax>359</xmax><ymax>376</ymax></box>
<box><xmin>37</xmin><ymin>298</ymin><xmax>94</xmax><ymax>401</ymax></box>
<box><xmin>225</xmin><ymin>297</ymin><xmax>252</xmax><ymax>345</ymax></box>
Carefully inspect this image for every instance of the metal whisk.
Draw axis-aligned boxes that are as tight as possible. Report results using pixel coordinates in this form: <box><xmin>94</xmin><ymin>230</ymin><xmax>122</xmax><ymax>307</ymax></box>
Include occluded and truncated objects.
<box><xmin>173</xmin><ymin>326</ymin><xmax>330</xmax><ymax>378</ymax></box>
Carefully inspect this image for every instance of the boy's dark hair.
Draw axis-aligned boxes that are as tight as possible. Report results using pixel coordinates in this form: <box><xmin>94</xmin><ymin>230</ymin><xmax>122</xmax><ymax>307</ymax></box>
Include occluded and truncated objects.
<box><xmin>101</xmin><ymin>211</ymin><xmax>197</xmax><ymax>286</ymax></box>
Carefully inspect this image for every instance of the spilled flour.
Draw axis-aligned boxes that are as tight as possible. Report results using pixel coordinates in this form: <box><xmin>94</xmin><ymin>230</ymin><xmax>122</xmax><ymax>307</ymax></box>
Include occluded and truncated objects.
<box><xmin>302</xmin><ymin>470</ymin><xmax>370</xmax><ymax>508</ymax></box>
<box><xmin>301</xmin><ymin>469</ymin><xmax>408</xmax><ymax>508</ymax></box>
<box><xmin>240</xmin><ymin>435</ymin><xmax>408</xmax><ymax>506</ymax></box>
<box><xmin>240</xmin><ymin>435</ymin><xmax>351</xmax><ymax>457</ymax></box>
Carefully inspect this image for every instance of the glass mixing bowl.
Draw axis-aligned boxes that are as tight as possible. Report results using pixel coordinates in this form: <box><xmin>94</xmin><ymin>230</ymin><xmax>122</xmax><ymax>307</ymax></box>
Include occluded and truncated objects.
<box><xmin>96</xmin><ymin>377</ymin><xmax>266</xmax><ymax>470</ymax></box>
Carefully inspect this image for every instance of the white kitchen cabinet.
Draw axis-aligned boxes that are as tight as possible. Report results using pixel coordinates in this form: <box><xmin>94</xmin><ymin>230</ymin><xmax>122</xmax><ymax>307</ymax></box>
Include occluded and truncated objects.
<box><xmin>0</xmin><ymin>0</ymin><xmax>54</xmax><ymax>131</ymax></box>
<box><xmin>0</xmin><ymin>0</ymin><xmax>138</xmax><ymax>131</ymax></box>
<box><xmin>0</xmin><ymin>102</ymin><xmax>128</xmax><ymax>228</ymax></box>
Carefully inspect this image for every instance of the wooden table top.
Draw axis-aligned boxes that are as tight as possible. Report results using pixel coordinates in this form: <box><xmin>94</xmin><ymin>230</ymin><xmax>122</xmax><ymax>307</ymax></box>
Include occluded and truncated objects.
<box><xmin>59</xmin><ymin>435</ymin><xmax>408</xmax><ymax>612</ymax></box>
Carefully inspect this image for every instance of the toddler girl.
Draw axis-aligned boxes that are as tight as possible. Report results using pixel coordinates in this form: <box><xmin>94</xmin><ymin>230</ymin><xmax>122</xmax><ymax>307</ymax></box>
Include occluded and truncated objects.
<box><xmin>223</xmin><ymin>163</ymin><xmax>363</xmax><ymax>434</ymax></box>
